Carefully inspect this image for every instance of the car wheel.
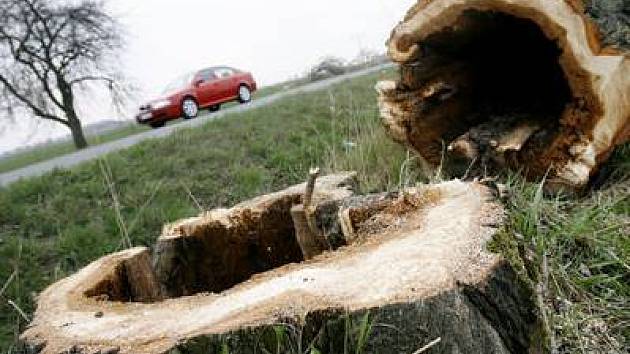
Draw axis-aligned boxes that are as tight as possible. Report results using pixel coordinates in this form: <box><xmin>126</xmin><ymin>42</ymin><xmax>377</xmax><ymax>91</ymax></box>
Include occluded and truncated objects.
<box><xmin>181</xmin><ymin>98</ymin><xmax>199</xmax><ymax>119</ymax></box>
<box><xmin>237</xmin><ymin>85</ymin><xmax>252</xmax><ymax>104</ymax></box>
<box><xmin>208</xmin><ymin>104</ymin><xmax>221</xmax><ymax>112</ymax></box>
<box><xmin>149</xmin><ymin>121</ymin><xmax>165</xmax><ymax>129</ymax></box>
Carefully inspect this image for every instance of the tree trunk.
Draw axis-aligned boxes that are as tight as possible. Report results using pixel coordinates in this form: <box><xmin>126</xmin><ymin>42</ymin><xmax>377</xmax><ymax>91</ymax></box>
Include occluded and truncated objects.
<box><xmin>58</xmin><ymin>77</ymin><xmax>89</xmax><ymax>149</ymax></box>
<box><xmin>378</xmin><ymin>0</ymin><xmax>630</xmax><ymax>192</ymax></box>
<box><xmin>20</xmin><ymin>174</ymin><xmax>542</xmax><ymax>354</ymax></box>
<box><xmin>67</xmin><ymin>114</ymin><xmax>88</xmax><ymax>150</ymax></box>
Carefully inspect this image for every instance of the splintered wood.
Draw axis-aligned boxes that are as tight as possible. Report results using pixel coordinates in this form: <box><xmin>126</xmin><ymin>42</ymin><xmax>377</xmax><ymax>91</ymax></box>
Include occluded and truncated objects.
<box><xmin>447</xmin><ymin>115</ymin><xmax>543</xmax><ymax>170</ymax></box>
<box><xmin>379</xmin><ymin>0</ymin><xmax>630</xmax><ymax>191</ymax></box>
<box><xmin>291</xmin><ymin>167</ymin><xmax>331</xmax><ymax>259</ymax></box>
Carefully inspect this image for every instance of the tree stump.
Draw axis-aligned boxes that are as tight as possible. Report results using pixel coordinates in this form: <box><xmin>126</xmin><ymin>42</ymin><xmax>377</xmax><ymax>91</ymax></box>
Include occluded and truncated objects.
<box><xmin>20</xmin><ymin>175</ymin><xmax>541</xmax><ymax>353</ymax></box>
<box><xmin>378</xmin><ymin>0</ymin><xmax>630</xmax><ymax>192</ymax></box>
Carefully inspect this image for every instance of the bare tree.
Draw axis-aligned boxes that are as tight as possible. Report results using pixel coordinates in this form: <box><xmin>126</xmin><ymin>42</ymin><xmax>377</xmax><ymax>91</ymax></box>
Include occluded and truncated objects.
<box><xmin>0</xmin><ymin>0</ymin><xmax>126</xmax><ymax>149</ymax></box>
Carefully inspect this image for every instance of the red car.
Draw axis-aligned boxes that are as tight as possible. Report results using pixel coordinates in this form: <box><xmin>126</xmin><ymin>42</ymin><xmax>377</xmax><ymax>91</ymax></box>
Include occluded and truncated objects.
<box><xmin>136</xmin><ymin>66</ymin><xmax>257</xmax><ymax>128</ymax></box>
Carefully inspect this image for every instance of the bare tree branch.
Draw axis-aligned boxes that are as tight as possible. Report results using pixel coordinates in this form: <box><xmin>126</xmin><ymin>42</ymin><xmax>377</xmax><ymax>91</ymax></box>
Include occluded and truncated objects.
<box><xmin>70</xmin><ymin>75</ymin><xmax>114</xmax><ymax>86</ymax></box>
<box><xmin>0</xmin><ymin>72</ymin><xmax>66</xmax><ymax>125</ymax></box>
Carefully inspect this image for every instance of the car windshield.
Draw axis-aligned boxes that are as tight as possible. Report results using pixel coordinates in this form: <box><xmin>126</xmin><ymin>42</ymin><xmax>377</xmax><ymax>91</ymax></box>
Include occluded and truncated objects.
<box><xmin>162</xmin><ymin>72</ymin><xmax>195</xmax><ymax>95</ymax></box>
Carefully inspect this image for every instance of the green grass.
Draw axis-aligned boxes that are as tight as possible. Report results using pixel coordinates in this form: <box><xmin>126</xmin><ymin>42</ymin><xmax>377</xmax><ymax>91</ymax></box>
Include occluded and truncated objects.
<box><xmin>489</xmin><ymin>145</ymin><xmax>630</xmax><ymax>353</ymax></box>
<box><xmin>0</xmin><ymin>79</ymin><xmax>304</xmax><ymax>175</ymax></box>
<box><xmin>0</xmin><ymin>124</ymin><xmax>149</xmax><ymax>174</ymax></box>
<box><xmin>0</xmin><ymin>67</ymin><xmax>628</xmax><ymax>353</ymax></box>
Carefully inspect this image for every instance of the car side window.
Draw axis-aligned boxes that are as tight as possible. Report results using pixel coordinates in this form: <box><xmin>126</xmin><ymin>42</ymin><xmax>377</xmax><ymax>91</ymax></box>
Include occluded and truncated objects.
<box><xmin>197</xmin><ymin>69</ymin><xmax>216</xmax><ymax>83</ymax></box>
<box><xmin>214</xmin><ymin>68</ymin><xmax>234</xmax><ymax>79</ymax></box>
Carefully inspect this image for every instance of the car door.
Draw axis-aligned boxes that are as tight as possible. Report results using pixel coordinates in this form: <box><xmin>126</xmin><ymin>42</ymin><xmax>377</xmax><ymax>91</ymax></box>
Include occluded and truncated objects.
<box><xmin>194</xmin><ymin>69</ymin><xmax>220</xmax><ymax>107</ymax></box>
<box><xmin>213</xmin><ymin>67</ymin><xmax>237</xmax><ymax>101</ymax></box>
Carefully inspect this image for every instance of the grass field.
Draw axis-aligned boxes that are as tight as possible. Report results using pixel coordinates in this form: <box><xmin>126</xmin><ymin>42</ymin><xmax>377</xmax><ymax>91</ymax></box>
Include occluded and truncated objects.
<box><xmin>0</xmin><ymin>80</ymin><xmax>305</xmax><ymax>175</ymax></box>
<box><xmin>0</xmin><ymin>68</ymin><xmax>627</xmax><ymax>353</ymax></box>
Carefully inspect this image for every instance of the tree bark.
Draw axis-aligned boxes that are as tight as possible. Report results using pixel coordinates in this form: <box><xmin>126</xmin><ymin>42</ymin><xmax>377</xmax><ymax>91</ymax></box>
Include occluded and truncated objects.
<box><xmin>67</xmin><ymin>112</ymin><xmax>88</xmax><ymax>150</ymax></box>
<box><xmin>59</xmin><ymin>78</ymin><xmax>88</xmax><ymax>149</ymax></box>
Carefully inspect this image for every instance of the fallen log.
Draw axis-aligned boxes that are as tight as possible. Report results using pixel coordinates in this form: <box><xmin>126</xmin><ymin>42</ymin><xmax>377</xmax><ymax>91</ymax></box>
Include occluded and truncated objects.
<box><xmin>378</xmin><ymin>0</ymin><xmax>630</xmax><ymax>191</ymax></box>
<box><xmin>20</xmin><ymin>175</ymin><xmax>542</xmax><ymax>353</ymax></box>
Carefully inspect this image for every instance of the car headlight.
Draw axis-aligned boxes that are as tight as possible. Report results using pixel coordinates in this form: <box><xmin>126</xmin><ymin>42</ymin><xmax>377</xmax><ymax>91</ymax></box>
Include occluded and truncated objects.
<box><xmin>151</xmin><ymin>99</ymin><xmax>171</xmax><ymax>110</ymax></box>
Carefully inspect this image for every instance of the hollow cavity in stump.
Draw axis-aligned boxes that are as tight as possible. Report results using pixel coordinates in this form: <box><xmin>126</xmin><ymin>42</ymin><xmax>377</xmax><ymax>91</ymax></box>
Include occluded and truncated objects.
<box><xmin>410</xmin><ymin>11</ymin><xmax>572</xmax><ymax>175</ymax></box>
<box><xmin>379</xmin><ymin>0</ymin><xmax>630</xmax><ymax>191</ymax></box>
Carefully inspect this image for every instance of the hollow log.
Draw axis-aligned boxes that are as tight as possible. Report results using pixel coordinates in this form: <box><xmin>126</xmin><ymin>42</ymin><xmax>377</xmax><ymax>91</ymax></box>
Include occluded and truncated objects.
<box><xmin>378</xmin><ymin>0</ymin><xmax>630</xmax><ymax>191</ymax></box>
<box><xmin>20</xmin><ymin>176</ymin><xmax>542</xmax><ymax>353</ymax></box>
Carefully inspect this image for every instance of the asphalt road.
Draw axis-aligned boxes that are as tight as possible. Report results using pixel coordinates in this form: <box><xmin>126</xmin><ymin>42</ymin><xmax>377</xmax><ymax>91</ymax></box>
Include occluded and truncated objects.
<box><xmin>0</xmin><ymin>64</ymin><xmax>393</xmax><ymax>187</ymax></box>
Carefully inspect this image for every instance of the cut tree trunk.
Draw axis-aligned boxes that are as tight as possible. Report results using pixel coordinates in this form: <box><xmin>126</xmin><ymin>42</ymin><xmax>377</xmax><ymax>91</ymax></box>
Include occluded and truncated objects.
<box><xmin>20</xmin><ymin>174</ymin><xmax>542</xmax><ymax>354</ymax></box>
<box><xmin>378</xmin><ymin>0</ymin><xmax>630</xmax><ymax>192</ymax></box>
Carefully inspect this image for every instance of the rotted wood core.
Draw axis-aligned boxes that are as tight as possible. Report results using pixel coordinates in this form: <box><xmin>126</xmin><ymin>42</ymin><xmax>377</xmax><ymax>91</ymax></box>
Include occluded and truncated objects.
<box><xmin>399</xmin><ymin>10</ymin><xmax>572</xmax><ymax>176</ymax></box>
<box><xmin>380</xmin><ymin>2</ymin><xmax>630</xmax><ymax>190</ymax></box>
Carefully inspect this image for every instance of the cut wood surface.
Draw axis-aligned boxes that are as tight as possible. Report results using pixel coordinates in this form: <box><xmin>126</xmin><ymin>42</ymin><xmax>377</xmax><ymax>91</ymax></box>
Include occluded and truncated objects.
<box><xmin>20</xmin><ymin>176</ymin><xmax>540</xmax><ymax>353</ymax></box>
<box><xmin>378</xmin><ymin>0</ymin><xmax>630</xmax><ymax>191</ymax></box>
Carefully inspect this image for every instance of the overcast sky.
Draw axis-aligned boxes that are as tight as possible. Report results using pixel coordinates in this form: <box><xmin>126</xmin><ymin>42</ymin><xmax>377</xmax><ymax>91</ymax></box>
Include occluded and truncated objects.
<box><xmin>0</xmin><ymin>0</ymin><xmax>413</xmax><ymax>154</ymax></box>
